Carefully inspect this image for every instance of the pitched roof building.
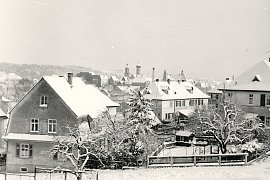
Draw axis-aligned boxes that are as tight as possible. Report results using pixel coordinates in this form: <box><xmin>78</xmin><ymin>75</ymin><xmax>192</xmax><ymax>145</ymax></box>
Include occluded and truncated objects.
<box><xmin>210</xmin><ymin>59</ymin><xmax>270</xmax><ymax>131</ymax></box>
<box><xmin>144</xmin><ymin>80</ymin><xmax>210</xmax><ymax>129</ymax></box>
<box><xmin>3</xmin><ymin>73</ymin><xmax>119</xmax><ymax>172</ymax></box>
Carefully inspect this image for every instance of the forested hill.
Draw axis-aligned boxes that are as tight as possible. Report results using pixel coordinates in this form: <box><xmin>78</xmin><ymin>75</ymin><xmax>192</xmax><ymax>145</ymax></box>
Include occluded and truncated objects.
<box><xmin>0</xmin><ymin>62</ymin><xmax>104</xmax><ymax>79</ymax></box>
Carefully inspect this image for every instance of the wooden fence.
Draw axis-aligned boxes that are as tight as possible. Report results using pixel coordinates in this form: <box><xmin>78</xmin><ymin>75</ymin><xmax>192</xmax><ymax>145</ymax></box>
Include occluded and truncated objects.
<box><xmin>148</xmin><ymin>153</ymin><xmax>248</xmax><ymax>167</ymax></box>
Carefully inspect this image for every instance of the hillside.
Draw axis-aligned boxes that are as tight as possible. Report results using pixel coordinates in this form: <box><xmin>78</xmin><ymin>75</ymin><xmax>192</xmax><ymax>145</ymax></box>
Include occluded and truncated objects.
<box><xmin>0</xmin><ymin>62</ymin><xmax>105</xmax><ymax>79</ymax></box>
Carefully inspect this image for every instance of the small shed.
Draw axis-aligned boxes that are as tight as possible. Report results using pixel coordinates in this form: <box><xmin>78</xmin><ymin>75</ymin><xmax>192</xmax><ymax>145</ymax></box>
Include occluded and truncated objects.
<box><xmin>175</xmin><ymin>131</ymin><xmax>195</xmax><ymax>146</ymax></box>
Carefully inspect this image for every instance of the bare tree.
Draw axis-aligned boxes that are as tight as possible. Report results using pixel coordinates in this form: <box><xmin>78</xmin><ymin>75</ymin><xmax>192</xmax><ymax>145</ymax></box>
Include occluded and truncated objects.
<box><xmin>189</xmin><ymin>101</ymin><xmax>265</xmax><ymax>154</ymax></box>
<box><xmin>50</xmin><ymin>125</ymin><xmax>105</xmax><ymax>180</ymax></box>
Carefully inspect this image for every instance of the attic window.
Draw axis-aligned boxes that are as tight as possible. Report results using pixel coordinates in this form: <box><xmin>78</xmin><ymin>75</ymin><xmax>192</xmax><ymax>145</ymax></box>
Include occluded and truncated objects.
<box><xmin>252</xmin><ymin>75</ymin><xmax>261</xmax><ymax>82</ymax></box>
<box><xmin>187</xmin><ymin>87</ymin><xmax>194</xmax><ymax>94</ymax></box>
<box><xmin>39</xmin><ymin>96</ymin><xmax>48</xmax><ymax>107</ymax></box>
<box><xmin>162</xmin><ymin>89</ymin><xmax>168</xmax><ymax>94</ymax></box>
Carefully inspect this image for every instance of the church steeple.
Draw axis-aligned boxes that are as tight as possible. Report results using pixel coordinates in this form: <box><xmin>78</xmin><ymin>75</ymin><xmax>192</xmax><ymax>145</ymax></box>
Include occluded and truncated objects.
<box><xmin>180</xmin><ymin>70</ymin><xmax>186</xmax><ymax>82</ymax></box>
<box><xmin>124</xmin><ymin>64</ymin><xmax>130</xmax><ymax>77</ymax></box>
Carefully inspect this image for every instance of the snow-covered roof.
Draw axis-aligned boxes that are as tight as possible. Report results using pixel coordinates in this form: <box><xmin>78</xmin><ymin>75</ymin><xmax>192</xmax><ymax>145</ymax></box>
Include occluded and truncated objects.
<box><xmin>110</xmin><ymin>76</ymin><xmax>118</xmax><ymax>81</ymax></box>
<box><xmin>2</xmin><ymin>133</ymin><xmax>54</xmax><ymax>142</ymax></box>
<box><xmin>1</xmin><ymin>96</ymin><xmax>11</xmax><ymax>102</ymax></box>
<box><xmin>132</xmin><ymin>75</ymin><xmax>151</xmax><ymax>83</ymax></box>
<box><xmin>43</xmin><ymin>76</ymin><xmax>119</xmax><ymax>119</ymax></box>
<box><xmin>144</xmin><ymin>81</ymin><xmax>210</xmax><ymax>100</ymax></box>
<box><xmin>175</xmin><ymin>131</ymin><xmax>194</xmax><ymax>137</ymax></box>
<box><xmin>223</xmin><ymin>60</ymin><xmax>270</xmax><ymax>92</ymax></box>
<box><xmin>0</xmin><ymin>108</ymin><xmax>7</xmax><ymax>118</ymax></box>
<box><xmin>176</xmin><ymin>109</ymin><xmax>194</xmax><ymax>117</ymax></box>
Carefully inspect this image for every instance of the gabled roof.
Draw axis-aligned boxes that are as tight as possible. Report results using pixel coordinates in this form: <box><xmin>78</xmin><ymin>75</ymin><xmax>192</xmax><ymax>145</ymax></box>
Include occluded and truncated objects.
<box><xmin>12</xmin><ymin>76</ymin><xmax>119</xmax><ymax>119</ymax></box>
<box><xmin>43</xmin><ymin>76</ymin><xmax>119</xmax><ymax>118</ymax></box>
<box><xmin>223</xmin><ymin>60</ymin><xmax>270</xmax><ymax>91</ymax></box>
<box><xmin>176</xmin><ymin>131</ymin><xmax>194</xmax><ymax>137</ymax></box>
<box><xmin>144</xmin><ymin>81</ymin><xmax>210</xmax><ymax>100</ymax></box>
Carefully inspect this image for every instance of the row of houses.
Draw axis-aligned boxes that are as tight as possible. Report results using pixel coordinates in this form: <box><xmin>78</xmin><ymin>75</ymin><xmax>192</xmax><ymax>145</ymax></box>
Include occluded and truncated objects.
<box><xmin>1</xmin><ymin>58</ymin><xmax>270</xmax><ymax>173</ymax></box>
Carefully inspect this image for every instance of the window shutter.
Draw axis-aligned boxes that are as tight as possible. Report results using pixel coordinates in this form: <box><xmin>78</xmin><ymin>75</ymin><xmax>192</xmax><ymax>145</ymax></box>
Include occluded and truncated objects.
<box><xmin>29</xmin><ymin>145</ymin><xmax>33</xmax><ymax>157</ymax></box>
<box><xmin>16</xmin><ymin>143</ymin><xmax>20</xmax><ymax>157</ymax></box>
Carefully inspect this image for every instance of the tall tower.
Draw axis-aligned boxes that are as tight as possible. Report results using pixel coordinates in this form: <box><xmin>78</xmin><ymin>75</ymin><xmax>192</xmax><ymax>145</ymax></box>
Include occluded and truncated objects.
<box><xmin>180</xmin><ymin>70</ymin><xmax>186</xmax><ymax>82</ymax></box>
<box><xmin>136</xmin><ymin>63</ymin><xmax>141</xmax><ymax>77</ymax></box>
<box><xmin>124</xmin><ymin>64</ymin><xmax>130</xmax><ymax>77</ymax></box>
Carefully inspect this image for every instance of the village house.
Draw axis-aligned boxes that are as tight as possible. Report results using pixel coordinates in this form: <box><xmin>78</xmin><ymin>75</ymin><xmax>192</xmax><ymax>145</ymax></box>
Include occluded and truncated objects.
<box><xmin>144</xmin><ymin>78</ymin><xmax>210</xmax><ymax>130</ymax></box>
<box><xmin>0</xmin><ymin>108</ymin><xmax>7</xmax><ymax>150</ymax></box>
<box><xmin>210</xmin><ymin>59</ymin><xmax>270</xmax><ymax>133</ymax></box>
<box><xmin>3</xmin><ymin>73</ymin><xmax>119</xmax><ymax>173</ymax></box>
<box><xmin>76</xmin><ymin>72</ymin><xmax>108</xmax><ymax>88</ymax></box>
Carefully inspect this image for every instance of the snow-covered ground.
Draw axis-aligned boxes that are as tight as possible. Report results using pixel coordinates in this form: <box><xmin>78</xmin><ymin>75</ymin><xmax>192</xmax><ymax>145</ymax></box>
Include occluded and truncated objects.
<box><xmin>1</xmin><ymin>158</ymin><xmax>270</xmax><ymax>180</ymax></box>
<box><xmin>157</xmin><ymin>145</ymin><xmax>216</xmax><ymax>156</ymax></box>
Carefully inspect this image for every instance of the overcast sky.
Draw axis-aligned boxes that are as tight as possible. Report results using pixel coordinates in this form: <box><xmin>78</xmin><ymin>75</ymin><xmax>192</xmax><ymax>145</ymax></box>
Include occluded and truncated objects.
<box><xmin>0</xmin><ymin>0</ymin><xmax>270</xmax><ymax>80</ymax></box>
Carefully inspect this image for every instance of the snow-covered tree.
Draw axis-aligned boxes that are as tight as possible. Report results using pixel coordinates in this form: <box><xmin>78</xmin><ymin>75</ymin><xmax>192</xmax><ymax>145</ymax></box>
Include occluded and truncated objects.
<box><xmin>50</xmin><ymin>125</ymin><xmax>105</xmax><ymax>180</ymax></box>
<box><xmin>189</xmin><ymin>101</ymin><xmax>265</xmax><ymax>154</ymax></box>
<box><xmin>125</xmin><ymin>90</ymin><xmax>160</xmax><ymax>160</ymax></box>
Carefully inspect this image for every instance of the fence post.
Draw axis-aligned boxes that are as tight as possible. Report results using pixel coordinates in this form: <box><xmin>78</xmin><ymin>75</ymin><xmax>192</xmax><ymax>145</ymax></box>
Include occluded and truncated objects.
<box><xmin>245</xmin><ymin>153</ymin><xmax>248</xmax><ymax>165</ymax></box>
<box><xmin>147</xmin><ymin>156</ymin><xmax>150</xmax><ymax>168</ymax></box>
<box><xmin>218</xmin><ymin>154</ymin><xmax>221</xmax><ymax>165</ymax></box>
<box><xmin>194</xmin><ymin>155</ymin><xmax>196</xmax><ymax>166</ymax></box>
<box><xmin>170</xmin><ymin>156</ymin><xmax>173</xmax><ymax>167</ymax></box>
<box><xmin>34</xmin><ymin>167</ymin><xmax>37</xmax><ymax>180</ymax></box>
<box><xmin>5</xmin><ymin>173</ymin><xmax>6</xmax><ymax>180</ymax></box>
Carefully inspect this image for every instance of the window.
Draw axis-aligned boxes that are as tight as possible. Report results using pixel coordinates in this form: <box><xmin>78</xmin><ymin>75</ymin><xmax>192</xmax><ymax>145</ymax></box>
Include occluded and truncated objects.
<box><xmin>48</xmin><ymin>119</ymin><xmax>57</xmax><ymax>133</ymax></box>
<box><xmin>169</xmin><ymin>101</ymin><xmax>173</xmax><ymax>107</ymax></box>
<box><xmin>165</xmin><ymin>113</ymin><xmax>174</xmax><ymax>120</ymax></box>
<box><xmin>265</xmin><ymin>117</ymin><xmax>270</xmax><ymax>128</ymax></box>
<box><xmin>20</xmin><ymin>167</ymin><xmax>28</xmax><ymax>172</ymax></box>
<box><xmin>189</xmin><ymin>100</ymin><xmax>194</xmax><ymax>106</ymax></box>
<box><xmin>182</xmin><ymin>100</ymin><xmax>185</xmax><ymax>106</ymax></box>
<box><xmin>266</xmin><ymin>95</ymin><xmax>270</xmax><ymax>106</ymax></box>
<box><xmin>176</xmin><ymin>101</ymin><xmax>181</xmax><ymax>107</ymax></box>
<box><xmin>198</xmin><ymin>99</ymin><xmax>204</xmax><ymax>106</ymax></box>
<box><xmin>53</xmin><ymin>152</ymin><xmax>58</xmax><ymax>160</ymax></box>
<box><xmin>30</xmin><ymin>118</ymin><xmax>39</xmax><ymax>132</ymax></box>
<box><xmin>16</xmin><ymin>143</ymin><xmax>33</xmax><ymax>158</ymax></box>
<box><xmin>249</xmin><ymin>94</ymin><xmax>253</xmax><ymax>104</ymax></box>
<box><xmin>40</xmin><ymin>96</ymin><xmax>48</xmax><ymax>107</ymax></box>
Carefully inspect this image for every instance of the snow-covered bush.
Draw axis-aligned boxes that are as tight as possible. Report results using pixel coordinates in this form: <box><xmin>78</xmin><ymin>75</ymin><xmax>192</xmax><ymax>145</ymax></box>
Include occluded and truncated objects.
<box><xmin>240</xmin><ymin>139</ymin><xmax>263</xmax><ymax>153</ymax></box>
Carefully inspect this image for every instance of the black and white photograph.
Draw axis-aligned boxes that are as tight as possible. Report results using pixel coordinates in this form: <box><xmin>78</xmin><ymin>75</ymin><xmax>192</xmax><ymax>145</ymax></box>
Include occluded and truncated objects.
<box><xmin>0</xmin><ymin>0</ymin><xmax>270</xmax><ymax>179</ymax></box>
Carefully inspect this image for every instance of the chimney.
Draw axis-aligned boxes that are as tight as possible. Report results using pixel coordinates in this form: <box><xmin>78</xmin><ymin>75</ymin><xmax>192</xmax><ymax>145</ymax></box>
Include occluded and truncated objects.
<box><xmin>156</xmin><ymin>79</ymin><xmax>159</xmax><ymax>82</ymax></box>
<box><xmin>152</xmin><ymin>68</ymin><xmax>155</xmax><ymax>82</ymax></box>
<box><xmin>167</xmin><ymin>79</ymin><xmax>170</xmax><ymax>84</ymax></box>
<box><xmin>269</xmin><ymin>57</ymin><xmax>270</xmax><ymax>62</ymax></box>
<box><xmin>162</xmin><ymin>70</ymin><xmax>167</xmax><ymax>81</ymax></box>
<box><xmin>68</xmin><ymin>73</ymin><xmax>73</xmax><ymax>86</ymax></box>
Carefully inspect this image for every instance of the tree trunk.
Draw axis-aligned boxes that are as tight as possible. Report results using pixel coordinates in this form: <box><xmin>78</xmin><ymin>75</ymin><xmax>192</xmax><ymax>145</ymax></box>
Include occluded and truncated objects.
<box><xmin>219</xmin><ymin>142</ymin><xmax>227</xmax><ymax>154</ymax></box>
<box><xmin>76</xmin><ymin>173</ymin><xmax>82</xmax><ymax>180</ymax></box>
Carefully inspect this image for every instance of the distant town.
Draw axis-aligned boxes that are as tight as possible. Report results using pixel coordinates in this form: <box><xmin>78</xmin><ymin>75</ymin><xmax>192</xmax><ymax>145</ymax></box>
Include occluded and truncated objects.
<box><xmin>0</xmin><ymin>59</ymin><xmax>269</xmax><ymax>180</ymax></box>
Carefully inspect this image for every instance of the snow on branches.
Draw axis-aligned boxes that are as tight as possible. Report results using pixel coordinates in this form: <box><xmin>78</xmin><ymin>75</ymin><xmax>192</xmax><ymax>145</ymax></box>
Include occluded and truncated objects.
<box><xmin>190</xmin><ymin>101</ymin><xmax>265</xmax><ymax>154</ymax></box>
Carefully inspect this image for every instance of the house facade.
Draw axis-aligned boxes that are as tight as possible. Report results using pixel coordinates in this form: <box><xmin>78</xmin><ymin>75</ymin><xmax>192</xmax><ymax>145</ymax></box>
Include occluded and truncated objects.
<box><xmin>144</xmin><ymin>79</ymin><xmax>210</xmax><ymax>129</ymax></box>
<box><xmin>0</xmin><ymin>109</ymin><xmax>7</xmax><ymax>149</ymax></box>
<box><xmin>3</xmin><ymin>73</ymin><xmax>119</xmax><ymax>173</ymax></box>
<box><xmin>209</xmin><ymin>59</ymin><xmax>270</xmax><ymax>132</ymax></box>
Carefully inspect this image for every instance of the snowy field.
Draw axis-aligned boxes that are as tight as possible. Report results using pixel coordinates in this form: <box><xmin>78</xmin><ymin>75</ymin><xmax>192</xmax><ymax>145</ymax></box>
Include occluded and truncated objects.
<box><xmin>1</xmin><ymin>158</ymin><xmax>270</xmax><ymax>180</ymax></box>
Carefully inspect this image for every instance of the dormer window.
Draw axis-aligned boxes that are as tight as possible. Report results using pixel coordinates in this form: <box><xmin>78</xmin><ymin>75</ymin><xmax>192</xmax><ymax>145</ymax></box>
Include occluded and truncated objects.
<box><xmin>252</xmin><ymin>74</ymin><xmax>261</xmax><ymax>82</ymax></box>
<box><xmin>40</xmin><ymin>96</ymin><xmax>48</xmax><ymax>107</ymax></box>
